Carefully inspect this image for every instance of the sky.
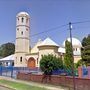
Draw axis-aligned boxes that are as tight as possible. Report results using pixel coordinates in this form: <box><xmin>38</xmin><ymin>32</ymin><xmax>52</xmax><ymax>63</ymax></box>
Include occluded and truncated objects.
<box><xmin>0</xmin><ymin>0</ymin><xmax>90</xmax><ymax>47</ymax></box>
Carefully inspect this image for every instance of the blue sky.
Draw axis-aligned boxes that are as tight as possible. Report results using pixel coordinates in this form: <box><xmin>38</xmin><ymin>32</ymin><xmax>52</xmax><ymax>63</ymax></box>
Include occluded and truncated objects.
<box><xmin>0</xmin><ymin>0</ymin><xmax>90</xmax><ymax>46</ymax></box>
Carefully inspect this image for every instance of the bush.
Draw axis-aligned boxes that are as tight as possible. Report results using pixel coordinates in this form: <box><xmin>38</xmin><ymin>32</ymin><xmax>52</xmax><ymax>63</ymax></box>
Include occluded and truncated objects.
<box><xmin>40</xmin><ymin>54</ymin><xmax>63</xmax><ymax>75</ymax></box>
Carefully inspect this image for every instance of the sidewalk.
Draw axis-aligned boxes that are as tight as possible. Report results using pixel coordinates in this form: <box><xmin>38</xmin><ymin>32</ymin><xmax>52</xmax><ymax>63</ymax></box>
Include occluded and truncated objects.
<box><xmin>0</xmin><ymin>76</ymin><xmax>69</xmax><ymax>90</ymax></box>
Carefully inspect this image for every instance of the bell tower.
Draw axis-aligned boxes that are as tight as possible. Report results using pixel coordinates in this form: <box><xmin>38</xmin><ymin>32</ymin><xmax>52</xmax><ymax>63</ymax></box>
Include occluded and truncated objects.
<box><xmin>15</xmin><ymin>12</ymin><xmax>30</xmax><ymax>67</ymax></box>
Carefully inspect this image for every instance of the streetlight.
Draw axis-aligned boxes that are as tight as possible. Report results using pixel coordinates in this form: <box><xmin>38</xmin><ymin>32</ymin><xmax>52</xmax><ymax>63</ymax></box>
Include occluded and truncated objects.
<box><xmin>69</xmin><ymin>22</ymin><xmax>76</xmax><ymax>90</ymax></box>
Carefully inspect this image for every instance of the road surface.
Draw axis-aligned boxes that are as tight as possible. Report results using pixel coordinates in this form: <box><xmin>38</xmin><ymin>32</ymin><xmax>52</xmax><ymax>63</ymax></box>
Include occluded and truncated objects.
<box><xmin>0</xmin><ymin>86</ymin><xmax>13</xmax><ymax>90</ymax></box>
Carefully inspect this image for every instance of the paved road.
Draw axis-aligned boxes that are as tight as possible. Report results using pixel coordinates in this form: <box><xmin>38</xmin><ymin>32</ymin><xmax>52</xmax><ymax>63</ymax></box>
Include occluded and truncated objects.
<box><xmin>0</xmin><ymin>86</ymin><xmax>12</xmax><ymax>90</ymax></box>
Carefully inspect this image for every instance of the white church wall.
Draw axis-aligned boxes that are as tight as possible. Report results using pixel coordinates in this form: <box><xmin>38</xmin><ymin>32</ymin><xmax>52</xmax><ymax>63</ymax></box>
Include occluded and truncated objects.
<box><xmin>15</xmin><ymin>53</ymin><xmax>27</xmax><ymax>67</ymax></box>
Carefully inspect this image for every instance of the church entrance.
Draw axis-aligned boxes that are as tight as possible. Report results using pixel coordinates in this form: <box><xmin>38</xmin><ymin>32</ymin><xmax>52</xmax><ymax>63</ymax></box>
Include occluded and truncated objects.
<box><xmin>27</xmin><ymin>57</ymin><xmax>36</xmax><ymax>68</ymax></box>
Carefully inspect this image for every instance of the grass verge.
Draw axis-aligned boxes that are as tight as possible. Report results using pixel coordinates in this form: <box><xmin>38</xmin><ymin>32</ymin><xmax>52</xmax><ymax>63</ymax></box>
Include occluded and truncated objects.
<box><xmin>0</xmin><ymin>79</ymin><xmax>48</xmax><ymax>90</ymax></box>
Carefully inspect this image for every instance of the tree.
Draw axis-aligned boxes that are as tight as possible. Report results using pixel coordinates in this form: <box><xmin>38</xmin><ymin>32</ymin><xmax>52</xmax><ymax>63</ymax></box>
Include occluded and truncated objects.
<box><xmin>40</xmin><ymin>54</ymin><xmax>63</xmax><ymax>75</ymax></box>
<box><xmin>81</xmin><ymin>34</ymin><xmax>90</xmax><ymax>66</ymax></box>
<box><xmin>0</xmin><ymin>43</ymin><xmax>15</xmax><ymax>57</ymax></box>
<box><xmin>82</xmin><ymin>34</ymin><xmax>90</xmax><ymax>46</ymax></box>
<box><xmin>75</xmin><ymin>59</ymin><xmax>84</xmax><ymax>69</ymax></box>
<box><xmin>64</xmin><ymin>40</ymin><xmax>73</xmax><ymax>75</ymax></box>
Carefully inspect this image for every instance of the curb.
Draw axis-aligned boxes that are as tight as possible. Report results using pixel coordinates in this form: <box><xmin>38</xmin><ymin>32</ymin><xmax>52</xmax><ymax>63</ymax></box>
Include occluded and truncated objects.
<box><xmin>0</xmin><ymin>84</ymin><xmax>16</xmax><ymax>90</ymax></box>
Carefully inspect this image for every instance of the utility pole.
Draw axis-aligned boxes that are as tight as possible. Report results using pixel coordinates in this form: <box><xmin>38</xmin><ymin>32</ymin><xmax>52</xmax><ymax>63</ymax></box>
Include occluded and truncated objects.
<box><xmin>69</xmin><ymin>22</ymin><xmax>76</xmax><ymax>90</ymax></box>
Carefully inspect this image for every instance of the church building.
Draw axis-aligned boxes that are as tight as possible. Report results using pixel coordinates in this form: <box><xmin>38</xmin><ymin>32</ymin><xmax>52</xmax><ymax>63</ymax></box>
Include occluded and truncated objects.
<box><xmin>0</xmin><ymin>12</ymin><xmax>82</xmax><ymax>67</ymax></box>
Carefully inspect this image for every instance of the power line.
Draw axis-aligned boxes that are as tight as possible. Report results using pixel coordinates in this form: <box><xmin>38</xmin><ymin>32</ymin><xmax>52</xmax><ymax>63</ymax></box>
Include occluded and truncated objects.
<box><xmin>30</xmin><ymin>20</ymin><xmax>90</xmax><ymax>37</ymax></box>
<box><xmin>72</xmin><ymin>20</ymin><xmax>90</xmax><ymax>25</ymax></box>
<box><xmin>30</xmin><ymin>24</ymin><xmax>68</xmax><ymax>37</ymax></box>
<box><xmin>5</xmin><ymin>20</ymin><xmax>90</xmax><ymax>43</ymax></box>
<box><xmin>8</xmin><ymin>24</ymin><xmax>68</xmax><ymax>44</ymax></box>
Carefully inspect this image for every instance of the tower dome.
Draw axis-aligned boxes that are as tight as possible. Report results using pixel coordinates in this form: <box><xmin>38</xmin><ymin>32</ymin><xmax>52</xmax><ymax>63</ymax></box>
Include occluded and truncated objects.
<box><xmin>17</xmin><ymin>12</ymin><xmax>29</xmax><ymax>17</ymax></box>
<box><xmin>63</xmin><ymin>37</ymin><xmax>82</xmax><ymax>47</ymax></box>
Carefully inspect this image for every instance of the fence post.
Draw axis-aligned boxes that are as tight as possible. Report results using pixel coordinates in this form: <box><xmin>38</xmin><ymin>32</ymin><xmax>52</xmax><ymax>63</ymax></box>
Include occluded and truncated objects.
<box><xmin>11</xmin><ymin>66</ymin><xmax>13</xmax><ymax>78</ymax></box>
<box><xmin>0</xmin><ymin>66</ymin><xmax>2</xmax><ymax>76</ymax></box>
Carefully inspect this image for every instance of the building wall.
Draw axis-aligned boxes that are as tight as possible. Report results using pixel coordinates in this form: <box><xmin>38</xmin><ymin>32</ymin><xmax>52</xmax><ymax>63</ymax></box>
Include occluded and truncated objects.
<box><xmin>74</xmin><ymin>55</ymin><xmax>81</xmax><ymax>63</ymax></box>
<box><xmin>31</xmin><ymin>40</ymin><xmax>42</xmax><ymax>54</ymax></box>
<box><xmin>15</xmin><ymin>53</ymin><xmax>27</xmax><ymax>67</ymax></box>
<box><xmin>38</xmin><ymin>46</ymin><xmax>59</xmax><ymax>66</ymax></box>
<box><xmin>15</xmin><ymin>39</ymin><xmax>29</xmax><ymax>53</ymax></box>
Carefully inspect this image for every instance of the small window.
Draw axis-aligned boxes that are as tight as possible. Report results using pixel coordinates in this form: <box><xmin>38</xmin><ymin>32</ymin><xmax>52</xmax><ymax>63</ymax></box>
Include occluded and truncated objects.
<box><xmin>26</xmin><ymin>18</ymin><xmax>28</xmax><ymax>23</ymax></box>
<box><xmin>76</xmin><ymin>48</ymin><xmax>77</xmax><ymax>51</ymax></box>
<box><xmin>26</xmin><ymin>28</ymin><xmax>28</xmax><ymax>31</ymax></box>
<box><xmin>6</xmin><ymin>62</ymin><xmax>8</xmax><ymax>66</ymax></box>
<box><xmin>20</xmin><ymin>57</ymin><xmax>22</xmax><ymax>62</ymax></box>
<box><xmin>22</xmin><ymin>17</ymin><xmax>24</xmax><ymax>23</ymax></box>
<box><xmin>21</xmin><ymin>31</ymin><xmax>23</xmax><ymax>35</ymax></box>
<box><xmin>15</xmin><ymin>60</ymin><xmax>17</xmax><ymax>64</ymax></box>
<box><xmin>18</xmin><ymin>18</ymin><xmax>19</xmax><ymax>21</ymax></box>
<box><xmin>17</xmin><ymin>28</ymin><xmax>19</xmax><ymax>31</ymax></box>
<box><xmin>37</xmin><ymin>58</ymin><xmax>38</xmax><ymax>64</ymax></box>
<box><xmin>12</xmin><ymin>62</ymin><xmax>14</xmax><ymax>66</ymax></box>
<box><xmin>25</xmin><ymin>58</ymin><xmax>27</xmax><ymax>64</ymax></box>
<box><xmin>73</xmin><ymin>48</ymin><xmax>75</xmax><ymax>51</ymax></box>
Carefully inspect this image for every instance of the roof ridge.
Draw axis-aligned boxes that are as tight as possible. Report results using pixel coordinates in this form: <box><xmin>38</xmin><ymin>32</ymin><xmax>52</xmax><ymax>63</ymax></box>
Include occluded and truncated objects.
<box><xmin>38</xmin><ymin>37</ymin><xmax>59</xmax><ymax>47</ymax></box>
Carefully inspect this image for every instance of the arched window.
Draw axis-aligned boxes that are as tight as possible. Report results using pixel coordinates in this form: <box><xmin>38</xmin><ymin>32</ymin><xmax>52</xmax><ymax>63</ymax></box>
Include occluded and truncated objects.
<box><xmin>15</xmin><ymin>57</ymin><xmax>17</xmax><ymax>64</ymax></box>
<box><xmin>20</xmin><ymin>57</ymin><xmax>22</xmax><ymax>62</ymax></box>
<box><xmin>26</xmin><ymin>28</ymin><xmax>28</xmax><ymax>31</ymax></box>
<box><xmin>17</xmin><ymin>28</ymin><xmax>19</xmax><ymax>31</ymax></box>
<box><xmin>73</xmin><ymin>48</ymin><xmax>75</xmax><ymax>51</ymax></box>
<box><xmin>37</xmin><ymin>58</ymin><xmax>38</xmax><ymax>64</ymax></box>
<box><xmin>12</xmin><ymin>62</ymin><xmax>14</xmax><ymax>66</ymax></box>
<box><xmin>26</xmin><ymin>18</ymin><xmax>28</xmax><ymax>23</ymax></box>
<box><xmin>18</xmin><ymin>18</ymin><xmax>19</xmax><ymax>21</ymax></box>
<box><xmin>21</xmin><ymin>31</ymin><xmax>23</xmax><ymax>35</ymax></box>
<box><xmin>6</xmin><ymin>62</ymin><xmax>8</xmax><ymax>66</ymax></box>
<box><xmin>21</xmin><ymin>17</ymin><xmax>24</xmax><ymax>23</ymax></box>
<box><xmin>76</xmin><ymin>48</ymin><xmax>77</xmax><ymax>51</ymax></box>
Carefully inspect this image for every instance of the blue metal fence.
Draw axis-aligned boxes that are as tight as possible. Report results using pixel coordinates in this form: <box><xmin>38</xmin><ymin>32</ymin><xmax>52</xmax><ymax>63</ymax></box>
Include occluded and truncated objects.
<box><xmin>52</xmin><ymin>69</ymin><xmax>65</xmax><ymax>75</ymax></box>
<box><xmin>82</xmin><ymin>66</ymin><xmax>88</xmax><ymax>77</ymax></box>
<box><xmin>0</xmin><ymin>66</ymin><xmax>79</xmax><ymax>78</ymax></box>
<box><xmin>0</xmin><ymin>66</ymin><xmax>40</xmax><ymax>78</ymax></box>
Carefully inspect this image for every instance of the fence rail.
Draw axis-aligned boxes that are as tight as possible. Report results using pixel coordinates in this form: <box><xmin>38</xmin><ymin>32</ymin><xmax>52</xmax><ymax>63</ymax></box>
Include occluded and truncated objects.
<box><xmin>0</xmin><ymin>66</ymin><xmax>79</xmax><ymax>78</ymax></box>
<box><xmin>0</xmin><ymin>66</ymin><xmax>40</xmax><ymax>78</ymax></box>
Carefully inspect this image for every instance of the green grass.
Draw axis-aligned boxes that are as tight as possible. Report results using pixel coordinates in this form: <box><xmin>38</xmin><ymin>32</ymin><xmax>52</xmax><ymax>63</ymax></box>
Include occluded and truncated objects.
<box><xmin>0</xmin><ymin>80</ymin><xmax>48</xmax><ymax>90</ymax></box>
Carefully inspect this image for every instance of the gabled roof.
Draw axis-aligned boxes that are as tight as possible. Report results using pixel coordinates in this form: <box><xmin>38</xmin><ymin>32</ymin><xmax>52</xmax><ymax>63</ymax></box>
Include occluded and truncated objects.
<box><xmin>38</xmin><ymin>37</ymin><xmax>59</xmax><ymax>47</ymax></box>
<box><xmin>0</xmin><ymin>54</ymin><xmax>14</xmax><ymax>61</ymax></box>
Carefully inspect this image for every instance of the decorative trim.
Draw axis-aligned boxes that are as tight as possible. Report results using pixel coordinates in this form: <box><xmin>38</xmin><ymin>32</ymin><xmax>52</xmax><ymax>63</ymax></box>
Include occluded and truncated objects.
<box><xmin>16</xmin><ymin>25</ymin><xmax>30</xmax><ymax>28</ymax></box>
<box><xmin>26</xmin><ymin>53</ymin><xmax>38</xmax><ymax>55</ymax></box>
<box><xmin>16</xmin><ymin>37</ymin><xmax>29</xmax><ymax>40</ymax></box>
<box><xmin>16</xmin><ymin>16</ymin><xmax>30</xmax><ymax>18</ymax></box>
<box><xmin>15</xmin><ymin>52</ymin><xmax>28</xmax><ymax>53</ymax></box>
